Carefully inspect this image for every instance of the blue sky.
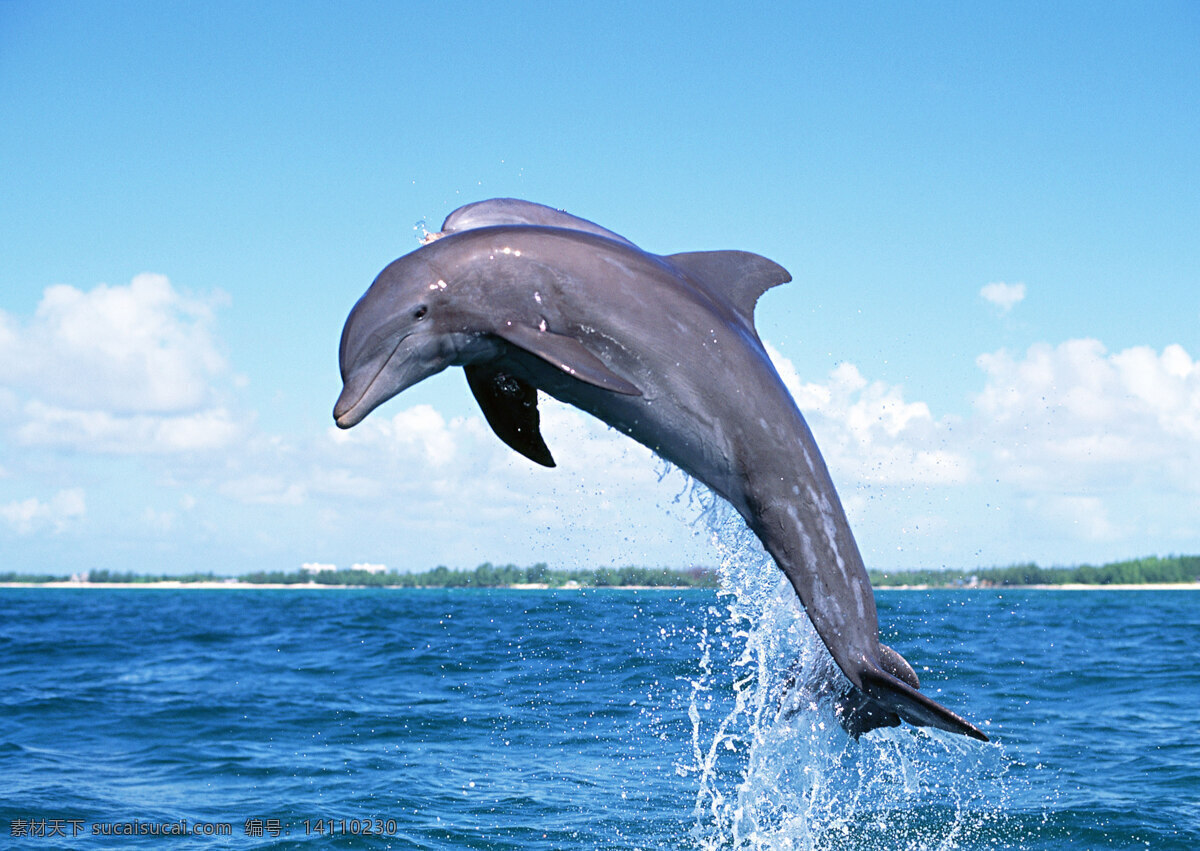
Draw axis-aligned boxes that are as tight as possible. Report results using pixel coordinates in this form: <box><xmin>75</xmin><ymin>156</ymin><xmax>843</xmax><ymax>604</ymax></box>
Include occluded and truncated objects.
<box><xmin>2</xmin><ymin>2</ymin><xmax>1198</xmax><ymax>575</ymax></box>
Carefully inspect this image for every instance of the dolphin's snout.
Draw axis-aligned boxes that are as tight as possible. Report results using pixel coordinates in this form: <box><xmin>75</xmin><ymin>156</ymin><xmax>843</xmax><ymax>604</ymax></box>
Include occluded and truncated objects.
<box><xmin>333</xmin><ymin>330</ymin><xmax>447</xmax><ymax>430</ymax></box>
<box><xmin>333</xmin><ymin>399</ymin><xmax>357</xmax><ymax>429</ymax></box>
<box><xmin>333</xmin><ymin>380</ymin><xmax>369</xmax><ymax>429</ymax></box>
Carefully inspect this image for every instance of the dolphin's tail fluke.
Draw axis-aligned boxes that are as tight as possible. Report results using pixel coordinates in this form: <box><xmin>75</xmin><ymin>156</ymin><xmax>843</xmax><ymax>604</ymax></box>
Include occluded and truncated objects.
<box><xmin>836</xmin><ymin>658</ymin><xmax>989</xmax><ymax>741</ymax></box>
<box><xmin>786</xmin><ymin>644</ymin><xmax>989</xmax><ymax>741</ymax></box>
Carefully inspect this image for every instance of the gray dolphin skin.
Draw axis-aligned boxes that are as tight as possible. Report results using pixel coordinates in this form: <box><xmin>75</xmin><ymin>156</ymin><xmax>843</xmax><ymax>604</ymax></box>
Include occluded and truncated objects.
<box><xmin>334</xmin><ymin>198</ymin><xmax>987</xmax><ymax>741</ymax></box>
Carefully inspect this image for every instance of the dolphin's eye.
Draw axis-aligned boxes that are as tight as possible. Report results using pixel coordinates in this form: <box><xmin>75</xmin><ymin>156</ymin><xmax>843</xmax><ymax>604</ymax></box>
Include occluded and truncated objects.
<box><xmin>413</xmin><ymin>305</ymin><xmax>428</xmax><ymax>320</ymax></box>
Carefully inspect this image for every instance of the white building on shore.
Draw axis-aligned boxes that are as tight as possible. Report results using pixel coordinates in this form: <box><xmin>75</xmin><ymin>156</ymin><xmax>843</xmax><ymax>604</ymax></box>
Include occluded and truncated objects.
<box><xmin>300</xmin><ymin>562</ymin><xmax>389</xmax><ymax>575</ymax></box>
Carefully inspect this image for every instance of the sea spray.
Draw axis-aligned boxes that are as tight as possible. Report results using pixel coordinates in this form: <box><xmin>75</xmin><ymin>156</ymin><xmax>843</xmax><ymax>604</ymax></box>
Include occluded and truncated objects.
<box><xmin>670</xmin><ymin>484</ymin><xmax>1020</xmax><ymax>850</ymax></box>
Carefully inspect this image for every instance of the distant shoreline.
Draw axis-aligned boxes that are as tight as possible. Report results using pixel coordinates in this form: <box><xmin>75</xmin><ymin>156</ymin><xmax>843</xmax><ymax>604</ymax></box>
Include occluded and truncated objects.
<box><xmin>0</xmin><ymin>581</ymin><xmax>682</xmax><ymax>591</ymax></box>
<box><xmin>2</xmin><ymin>581</ymin><xmax>1198</xmax><ymax>591</ymax></box>
<box><xmin>875</xmin><ymin>582</ymin><xmax>1200</xmax><ymax>591</ymax></box>
<box><xmin>7</xmin><ymin>555</ymin><xmax>1195</xmax><ymax>590</ymax></box>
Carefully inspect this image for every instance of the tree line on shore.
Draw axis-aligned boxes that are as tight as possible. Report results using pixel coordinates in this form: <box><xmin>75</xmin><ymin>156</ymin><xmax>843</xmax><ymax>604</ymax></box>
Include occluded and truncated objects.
<box><xmin>2</xmin><ymin>554</ymin><xmax>1198</xmax><ymax>587</ymax></box>
<box><xmin>236</xmin><ymin>563</ymin><xmax>718</xmax><ymax>588</ymax></box>
<box><xmin>869</xmin><ymin>554</ymin><xmax>1200</xmax><ymax>586</ymax></box>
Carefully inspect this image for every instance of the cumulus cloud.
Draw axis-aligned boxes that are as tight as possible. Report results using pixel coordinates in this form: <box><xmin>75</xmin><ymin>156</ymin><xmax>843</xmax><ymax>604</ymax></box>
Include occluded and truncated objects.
<box><xmin>327</xmin><ymin>404</ymin><xmax>460</xmax><ymax>467</ymax></box>
<box><xmin>142</xmin><ymin>506</ymin><xmax>177</xmax><ymax>535</ymax></box>
<box><xmin>6</xmin><ymin>268</ymin><xmax>1196</xmax><ymax>570</ymax></box>
<box><xmin>951</xmin><ymin>337</ymin><xmax>1200</xmax><ymax>557</ymax></box>
<box><xmin>16</xmin><ymin>402</ymin><xmax>243</xmax><ymax>454</ymax></box>
<box><xmin>766</xmin><ymin>344</ymin><xmax>972</xmax><ymax>486</ymax></box>
<box><xmin>974</xmin><ymin>339</ymin><xmax>1200</xmax><ymax>491</ymax></box>
<box><xmin>756</xmin><ymin>336</ymin><xmax>1200</xmax><ymax>559</ymax></box>
<box><xmin>0</xmin><ymin>275</ymin><xmax>245</xmax><ymax>453</ymax></box>
<box><xmin>220</xmin><ymin>474</ymin><xmax>308</xmax><ymax>505</ymax></box>
<box><xmin>1034</xmin><ymin>494</ymin><xmax>1124</xmax><ymax>542</ymax></box>
<box><xmin>319</xmin><ymin>397</ymin><xmax>665</xmax><ymax>517</ymax></box>
<box><xmin>291</xmin><ymin>390</ymin><xmax>708</xmax><ymax>568</ymax></box>
<box><xmin>323</xmin><ymin>404</ymin><xmax>496</xmax><ymax>504</ymax></box>
<box><xmin>980</xmin><ymin>281</ymin><xmax>1026</xmax><ymax>313</ymax></box>
<box><xmin>0</xmin><ymin>488</ymin><xmax>86</xmax><ymax>534</ymax></box>
<box><xmin>765</xmin><ymin>336</ymin><xmax>1200</xmax><ymax>504</ymax></box>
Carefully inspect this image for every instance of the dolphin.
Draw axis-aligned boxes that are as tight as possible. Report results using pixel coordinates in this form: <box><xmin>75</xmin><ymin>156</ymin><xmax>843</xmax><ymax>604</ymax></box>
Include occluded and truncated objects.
<box><xmin>437</xmin><ymin>197</ymin><xmax>636</xmax><ymax>246</ymax></box>
<box><xmin>334</xmin><ymin>198</ymin><xmax>987</xmax><ymax>741</ymax></box>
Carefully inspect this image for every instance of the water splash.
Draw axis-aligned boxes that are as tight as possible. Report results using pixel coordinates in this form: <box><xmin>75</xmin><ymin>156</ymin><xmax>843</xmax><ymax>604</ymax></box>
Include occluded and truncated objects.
<box><xmin>414</xmin><ymin>218</ymin><xmax>443</xmax><ymax>244</ymax></box>
<box><xmin>673</xmin><ymin>487</ymin><xmax>1018</xmax><ymax>850</ymax></box>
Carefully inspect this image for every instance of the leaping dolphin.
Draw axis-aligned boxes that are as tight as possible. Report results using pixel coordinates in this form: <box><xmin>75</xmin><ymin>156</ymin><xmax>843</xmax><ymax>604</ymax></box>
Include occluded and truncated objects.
<box><xmin>334</xmin><ymin>198</ymin><xmax>987</xmax><ymax>741</ymax></box>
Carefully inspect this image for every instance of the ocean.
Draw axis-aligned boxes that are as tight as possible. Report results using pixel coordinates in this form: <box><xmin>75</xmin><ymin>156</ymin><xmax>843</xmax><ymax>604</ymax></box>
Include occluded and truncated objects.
<box><xmin>2</xmin><ymin>575</ymin><xmax>1198</xmax><ymax>848</ymax></box>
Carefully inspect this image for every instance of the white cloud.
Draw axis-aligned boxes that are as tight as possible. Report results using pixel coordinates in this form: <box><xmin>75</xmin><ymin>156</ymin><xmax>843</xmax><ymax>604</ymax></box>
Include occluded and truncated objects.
<box><xmin>0</xmin><ymin>277</ymin><xmax>705</xmax><ymax>568</ymax></box>
<box><xmin>294</xmin><ymin>391</ymin><xmax>706</xmax><ymax>567</ymax></box>
<box><xmin>327</xmin><ymin>404</ymin><xmax>459</xmax><ymax>467</ymax></box>
<box><xmin>980</xmin><ymin>281</ymin><xmax>1026</xmax><ymax>313</ymax></box>
<box><xmin>0</xmin><ymin>275</ymin><xmax>245</xmax><ymax>453</ymax></box>
<box><xmin>974</xmin><ymin>339</ymin><xmax>1200</xmax><ymax>491</ymax></box>
<box><xmin>1</xmin><ymin>274</ymin><xmax>227</xmax><ymax>412</ymax></box>
<box><xmin>952</xmin><ymin>338</ymin><xmax>1200</xmax><ymax>558</ymax></box>
<box><xmin>4</xmin><ymin>266</ymin><xmax>1196</xmax><ymax>572</ymax></box>
<box><xmin>322</xmin><ymin>405</ymin><xmax>496</xmax><ymax>505</ymax></box>
<box><xmin>220</xmin><ymin>474</ymin><xmax>307</xmax><ymax>505</ymax></box>
<box><xmin>766</xmin><ymin>344</ymin><xmax>972</xmax><ymax>486</ymax></box>
<box><xmin>1</xmin><ymin>488</ymin><xmax>86</xmax><ymax>534</ymax></box>
<box><xmin>142</xmin><ymin>506</ymin><xmax>176</xmax><ymax>534</ymax></box>
<box><xmin>16</xmin><ymin>402</ymin><xmax>244</xmax><ymax>454</ymax></box>
<box><xmin>1034</xmin><ymin>494</ymin><xmax>1124</xmax><ymax>542</ymax></box>
<box><xmin>318</xmin><ymin>396</ymin><xmax>665</xmax><ymax>514</ymax></box>
<box><xmin>758</xmin><ymin>337</ymin><xmax>1200</xmax><ymax>560</ymax></box>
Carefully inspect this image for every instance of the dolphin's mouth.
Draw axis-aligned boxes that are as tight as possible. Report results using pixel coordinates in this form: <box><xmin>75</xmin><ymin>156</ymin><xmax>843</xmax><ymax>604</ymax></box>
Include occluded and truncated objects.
<box><xmin>334</xmin><ymin>373</ymin><xmax>377</xmax><ymax>427</ymax></box>
<box><xmin>333</xmin><ymin>387</ymin><xmax>369</xmax><ymax>429</ymax></box>
<box><xmin>333</xmin><ymin>334</ymin><xmax>411</xmax><ymax>428</ymax></box>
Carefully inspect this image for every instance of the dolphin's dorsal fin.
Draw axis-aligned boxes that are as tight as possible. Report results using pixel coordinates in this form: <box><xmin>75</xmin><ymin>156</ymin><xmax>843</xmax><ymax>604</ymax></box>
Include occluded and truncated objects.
<box><xmin>666</xmin><ymin>251</ymin><xmax>791</xmax><ymax>326</ymax></box>
<box><xmin>465</xmin><ymin>364</ymin><xmax>556</xmax><ymax>467</ymax></box>
<box><xmin>441</xmin><ymin>198</ymin><xmax>635</xmax><ymax>246</ymax></box>
<box><xmin>494</xmin><ymin>322</ymin><xmax>642</xmax><ymax>397</ymax></box>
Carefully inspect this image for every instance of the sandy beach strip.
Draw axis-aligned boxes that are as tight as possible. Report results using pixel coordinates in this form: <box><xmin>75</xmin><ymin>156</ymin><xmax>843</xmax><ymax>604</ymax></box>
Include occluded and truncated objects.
<box><xmin>0</xmin><ymin>580</ymin><xmax>699</xmax><ymax>590</ymax></box>
<box><xmin>875</xmin><ymin>582</ymin><xmax>1200</xmax><ymax>591</ymax></box>
<box><xmin>3</xmin><ymin>581</ymin><xmax>1200</xmax><ymax>591</ymax></box>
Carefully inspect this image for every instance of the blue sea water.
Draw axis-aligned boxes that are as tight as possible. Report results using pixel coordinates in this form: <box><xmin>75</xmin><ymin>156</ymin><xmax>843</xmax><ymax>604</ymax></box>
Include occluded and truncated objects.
<box><xmin>2</xmin><ymin>576</ymin><xmax>1198</xmax><ymax>848</ymax></box>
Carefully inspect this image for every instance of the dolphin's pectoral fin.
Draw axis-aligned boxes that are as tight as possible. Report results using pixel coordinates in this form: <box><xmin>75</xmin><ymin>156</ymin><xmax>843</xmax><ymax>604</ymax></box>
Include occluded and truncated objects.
<box><xmin>495</xmin><ymin>323</ymin><xmax>642</xmax><ymax>396</ymax></box>
<box><xmin>666</xmin><ymin>251</ymin><xmax>791</xmax><ymax>326</ymax></box>
<box><xmin>855</xmin><ymin>662</ymin><xmax>989</xmax><ymax>741</ymax></box>
<box><xmin>465</xmin><ymin>364</ymin><xmax>556</xmax><ymax>468</ymax></box>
